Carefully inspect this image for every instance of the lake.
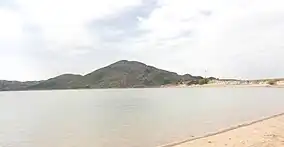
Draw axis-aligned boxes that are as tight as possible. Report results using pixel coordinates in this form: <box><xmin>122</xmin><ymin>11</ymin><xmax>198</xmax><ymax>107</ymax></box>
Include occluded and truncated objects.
<box><xmin>0</xmin><ymin>88</ymin><xmax>283</xmax><ymax>147</ymax></box>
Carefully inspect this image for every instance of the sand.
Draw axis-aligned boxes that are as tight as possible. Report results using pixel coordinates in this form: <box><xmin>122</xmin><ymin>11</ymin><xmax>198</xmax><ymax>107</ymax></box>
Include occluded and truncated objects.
<box><xmin>161</xmin><ymin>79</ymin><xmax>284</xmax><ymax>88</ymax></box>
<box><xmin>162</xmin><ymin>83</ymin><xmax>284</xmax><ymax>88</ymax></box>
<box><xmin>161</xmin><ymin>113</ymin><xmax>284</xmax><ymax>147</ymax></box>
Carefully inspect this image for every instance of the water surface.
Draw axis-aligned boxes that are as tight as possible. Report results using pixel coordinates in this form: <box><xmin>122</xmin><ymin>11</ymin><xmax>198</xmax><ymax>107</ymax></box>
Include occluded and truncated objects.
<box><xmin>0</xmin><ymin>88</ymin><xmax>283</xmax><ymax>147</ymax></box>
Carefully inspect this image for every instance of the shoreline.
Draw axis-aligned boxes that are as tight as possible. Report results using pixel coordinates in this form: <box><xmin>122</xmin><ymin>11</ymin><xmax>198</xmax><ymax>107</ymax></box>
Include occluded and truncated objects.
<box><xmin>1</xmin><ymin>84</ymin><xmax>284</xmax><ymax>93</ymax></box>
<box><xmin>159</xmin><ymin>112</ymin><xmax>284</xmax><ymax>147</ymax></box>
<box><xmin>162</xmin><ymin>79</ymin><xmax>284</xmax><ymax>88</ymax></box>
<box><xmin>189</xmin><ymin>84</ymin><xmax>284</xmax><ymax>88</ymax></box>
<box><xmin>162</xmin><ymin>83</ymin><xmax>284</xmax><ymax>88</ymax></box>
<box><xmin>2</xmin><ymin>79</ymin><xmax>284</xmax><ymax>92</ymax></box>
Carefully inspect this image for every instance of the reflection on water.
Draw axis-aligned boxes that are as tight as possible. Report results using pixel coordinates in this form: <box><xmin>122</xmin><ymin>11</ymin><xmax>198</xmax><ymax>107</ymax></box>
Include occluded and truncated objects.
<box><xmin>0</xmin><ymin>88</ymin><xmax>284</xmax><ymax>147</ymax></box>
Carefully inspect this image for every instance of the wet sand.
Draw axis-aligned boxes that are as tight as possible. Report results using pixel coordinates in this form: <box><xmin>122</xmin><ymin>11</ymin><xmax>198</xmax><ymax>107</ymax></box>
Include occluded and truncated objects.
<box><xmin>162</xmin><ymin>113</ymin><xmax>284</xmax><ymax>147</ymax></box>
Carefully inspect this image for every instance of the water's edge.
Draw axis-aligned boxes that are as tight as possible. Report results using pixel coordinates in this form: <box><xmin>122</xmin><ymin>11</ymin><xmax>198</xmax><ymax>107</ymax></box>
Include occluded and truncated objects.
<box><xmin>159</xmin><ymin>112</ymin><xmax>284</xmax><ymax>147</ymax></box>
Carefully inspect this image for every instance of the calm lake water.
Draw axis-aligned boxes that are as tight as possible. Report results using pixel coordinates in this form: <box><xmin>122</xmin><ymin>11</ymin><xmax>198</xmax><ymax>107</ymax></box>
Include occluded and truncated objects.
<box><xmin>0</xmin><ymin>88</ymin><xmax>284</xmax><ymax>147</ymax></box>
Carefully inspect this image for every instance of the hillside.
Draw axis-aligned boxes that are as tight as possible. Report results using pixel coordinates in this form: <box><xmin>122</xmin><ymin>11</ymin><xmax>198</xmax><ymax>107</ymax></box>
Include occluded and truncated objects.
<box><xmin>0</xmin><ymin>60</ymin><xmax>204</xmax><ymax>91</ymax></box>
<box><xmin>26</xmin><ymin>74</ymin><xmax>86</xmax><ymax>90</ymax></box>
<box><xmin>0</xmin><ymin>80</ymin><xmax>40</xmax><ymax>91</ymax></box>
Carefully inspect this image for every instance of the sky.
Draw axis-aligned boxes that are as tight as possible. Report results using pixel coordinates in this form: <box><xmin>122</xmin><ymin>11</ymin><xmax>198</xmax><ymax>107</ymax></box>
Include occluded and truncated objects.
<box><xmin>0</xmin><ymin>0</ymin><xmax>284</xmax><ymax>81</ymax></box>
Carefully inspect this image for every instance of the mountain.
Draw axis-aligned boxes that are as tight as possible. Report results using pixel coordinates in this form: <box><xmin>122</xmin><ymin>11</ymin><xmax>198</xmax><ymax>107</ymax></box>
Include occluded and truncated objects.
<box><xmin>0</xmin><ymin>60</ymin><xmax>204</xmax><ymax>91</ymax></box>
<box><xmin>0</xmin><ymin>80</ymin><xmax>40</xmax><ymax>91</ymax></box>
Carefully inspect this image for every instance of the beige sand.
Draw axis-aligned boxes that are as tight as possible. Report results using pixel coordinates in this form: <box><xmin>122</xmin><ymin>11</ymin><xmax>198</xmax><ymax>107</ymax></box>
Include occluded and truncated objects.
<box><xmin>161</xmin><ymin>113</ymin><xmax>284</xmax><ymax>147</ymax></box>
<box><xmin>162</xmin><ymin>83</ymin><xmax>284</xmax><ymax>88</ymax></box>
<box><xmin>161</xmin><ymin>79</ymin><xmax>284</xmax><ymax>88</ymax></box>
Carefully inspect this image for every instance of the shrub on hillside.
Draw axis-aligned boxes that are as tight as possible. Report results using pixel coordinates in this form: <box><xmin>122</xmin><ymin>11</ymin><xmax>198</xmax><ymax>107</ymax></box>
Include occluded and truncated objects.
<box><xmin>198</xmin><ymin>78</ymin><xmax>209</xmax><ymax>85</ymax></box>
<box><xmin>267</xmin><ymin>80</ymin><xmax>277</xmax><ymax>85</ymax></box>
<box><xmin>186</xmin><ymin>80</ymin><xmax>198</xmax><ymax>86</ymax></box>
<box><xmin>163</xmin><ymin>79</ymin><xmax>172</xmax><ymax>85</ymax></box>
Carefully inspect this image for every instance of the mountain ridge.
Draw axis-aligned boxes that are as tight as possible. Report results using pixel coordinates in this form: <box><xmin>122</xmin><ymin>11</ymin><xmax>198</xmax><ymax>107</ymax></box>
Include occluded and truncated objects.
<box><xmin>0</xmin><ymin>60</ymin><xmax>204</xmax><ymax>91</ymax></box>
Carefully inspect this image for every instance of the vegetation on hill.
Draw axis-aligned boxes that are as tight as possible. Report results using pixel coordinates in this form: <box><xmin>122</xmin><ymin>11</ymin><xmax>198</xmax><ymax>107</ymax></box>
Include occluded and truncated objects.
<box><xmin>267</xmin><ymin>79</ymin><xmax>277</xmax><ymax>85</ymax></box>
<box><xmin>198</xmin><ymin>78</ymin><xmax>210</xmax><ymax>85</ymax></box>
<box><xmin>26</xmin><ymin>74</ymin><xmax>87</xmax><ymax>90</ymax></box>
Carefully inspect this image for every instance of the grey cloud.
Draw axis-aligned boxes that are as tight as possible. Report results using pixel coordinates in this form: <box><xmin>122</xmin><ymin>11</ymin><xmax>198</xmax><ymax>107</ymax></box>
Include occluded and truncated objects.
<box><xmin>1</xmin><ymin>0</ymin><xmax>284</xmax><ymax>81</ymax></box>
<box><xmin>88</xmin><ymin>0</ymin><xmax>158</xmax><ymax>42</ymax></box>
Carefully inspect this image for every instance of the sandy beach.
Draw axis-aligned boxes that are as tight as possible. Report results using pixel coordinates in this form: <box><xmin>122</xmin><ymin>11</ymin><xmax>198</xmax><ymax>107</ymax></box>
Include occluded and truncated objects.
<box><xmin>162</xmin><ymin>79</ymin><xmax>284</xmax><ymax>88</ymax></box>
<box><xmin>162</xmin><ymin>113</ymin><xmax>284</xmax><ymax>147</ymax></box>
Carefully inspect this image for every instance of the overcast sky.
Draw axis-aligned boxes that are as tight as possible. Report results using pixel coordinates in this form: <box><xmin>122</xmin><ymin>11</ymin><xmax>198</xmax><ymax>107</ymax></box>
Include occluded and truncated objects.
<box><xmin>0</xmin><ymin>0</ymin><xmax>284</xmax><ymax>81</ymax></box>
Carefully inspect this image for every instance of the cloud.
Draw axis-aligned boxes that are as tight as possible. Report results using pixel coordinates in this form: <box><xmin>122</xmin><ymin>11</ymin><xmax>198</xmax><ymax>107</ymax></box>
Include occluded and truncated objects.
<box><xmin>130</xmin><ymin>0</ymin><xmax>284</xmax><ymax>79</ymax></box>
<box><xmin>191</xmin><ymin>0</ymin><xmax>284</xmax><ymax>79</ymax></box>
<box><xmin>0</xmin><ymin>0</ymin><xmax>143</xmax><ymax>80</ymax></box>
<box><xmin>18</xmin><ymin>0</ymin><xmax>142</xmax><ymax>52</ymax></box>
<box><xmin>0</xmin><ymin>0</ymin><xmax>284</xmax><ymax>80</ymax></box>
<box><xmin>89</xmin><ymin>0</ymin><xmax>157</xmax><ymax>42</ymax></box>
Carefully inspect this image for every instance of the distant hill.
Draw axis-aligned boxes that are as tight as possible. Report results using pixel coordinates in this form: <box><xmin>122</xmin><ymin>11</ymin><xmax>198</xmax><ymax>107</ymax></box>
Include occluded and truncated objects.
<box><xmin>26</xmin><ymin>74</ymin><xmax>86</xmax><ymax>90</ymax></box>
<box><xmin>0</xmin><ymin>80</ymin><xmax>40</xmax><ymax>91</ymax></box>
<box><xmin>0</xmin><ymin>60</ymin><xmax>204</xmax><ymax>91</ymax></box>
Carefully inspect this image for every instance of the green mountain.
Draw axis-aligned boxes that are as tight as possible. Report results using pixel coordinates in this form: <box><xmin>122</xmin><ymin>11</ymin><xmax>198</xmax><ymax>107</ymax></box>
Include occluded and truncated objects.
<box><xmin>0</xmin><ymin>60</ymin><xmax>204</xmax><ymax>91</ymax></box>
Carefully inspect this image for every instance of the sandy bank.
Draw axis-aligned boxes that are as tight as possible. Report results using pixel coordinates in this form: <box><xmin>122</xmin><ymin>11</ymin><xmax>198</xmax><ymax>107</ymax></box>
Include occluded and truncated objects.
<box><xmin>161</xmin><ymin>79</ymin><xmax>284</xmax><ymax>88</ymax></box>
<box><xmin>188</xmin><ymin>84</ymin><xmax>284</xmax><ymax>88</ymax></box>
<box><xmin>162</xmin><ymin>84</ymin><xmax>284</xmax><ymax>88</ymax></box>
<box><xmin>160</xmin><ymin>113</ymin><xmax>284</xmax><ymax>147</ymax></box>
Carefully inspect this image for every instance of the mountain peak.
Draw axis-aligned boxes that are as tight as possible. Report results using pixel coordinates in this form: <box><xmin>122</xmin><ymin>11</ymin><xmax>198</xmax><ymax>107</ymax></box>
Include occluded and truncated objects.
<box><xmin>110</xmin><ymin>60</ymin><xmax>147</xmax><ymax>67</ymax></box>
<box><xmin>115</xmin><ymin>60</ymin><xmax>129</xmax><ymax>63</ymax></box>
